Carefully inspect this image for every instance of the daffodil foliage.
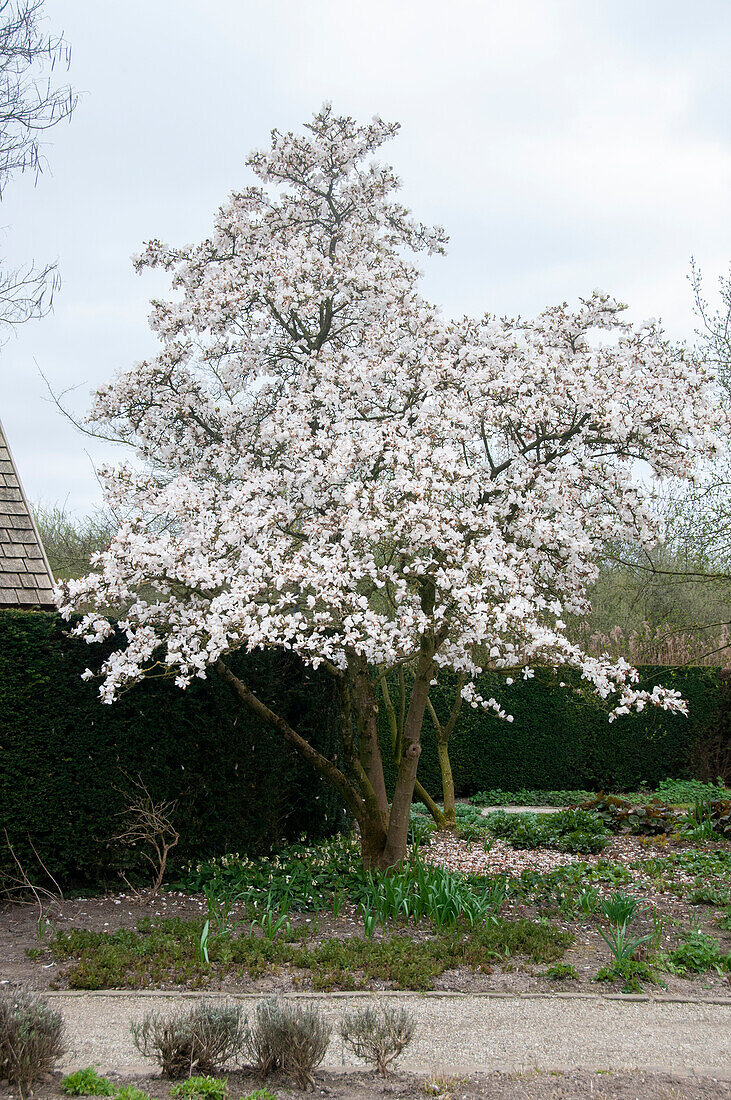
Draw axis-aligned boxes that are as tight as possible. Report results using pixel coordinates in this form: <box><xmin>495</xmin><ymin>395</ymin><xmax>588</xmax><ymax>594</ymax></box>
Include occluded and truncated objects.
<box><xmin>59</xmin><ymin>106</ymin><xmax>725</xmax><ymax>867</ymax></box>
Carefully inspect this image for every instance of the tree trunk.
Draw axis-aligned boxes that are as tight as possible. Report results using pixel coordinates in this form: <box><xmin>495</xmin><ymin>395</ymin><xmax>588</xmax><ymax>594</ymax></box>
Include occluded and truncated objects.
<box><xmin>348</xmin><ymin>652</ymin><xmax>389</xmax><ymax>825</ymax></box>
<box><xmin>437</xmin><ymin>738</ymin><xmax>457</xmax><ymax>825</ymax></box>
<box><xmin>216</xmin><ymin>642</ymin><xmax>441</xmax><ymax>871</ymax></box>
<box><xmin>414</xmin><ymin>777</ymin><xmax>447</xmax><ymax>828</ymax></box>
<box><xmin>381</xmin><ymin>638</ymin><xmax>436</xmax><ymax>865</ymax></box>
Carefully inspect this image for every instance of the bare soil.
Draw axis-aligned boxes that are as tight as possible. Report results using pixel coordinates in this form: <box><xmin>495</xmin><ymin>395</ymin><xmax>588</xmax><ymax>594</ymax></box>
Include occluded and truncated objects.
<box><xmin>1</xmin><ymin>1066</ymin><xmax>729</xmax><ymax>1100</ymax></box>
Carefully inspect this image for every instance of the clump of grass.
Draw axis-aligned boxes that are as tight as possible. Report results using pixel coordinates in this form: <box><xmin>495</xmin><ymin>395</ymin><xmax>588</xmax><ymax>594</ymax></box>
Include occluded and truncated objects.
<box><xmin>340</xmin><ymin>1005</ymin><xmax>415</xmax><ymax>1076</ymax></box>
<box><xmin>0</xmin><ymin>989</ymin><xmax>65</xmax><ymax>1091</ymax></box>
<box><xmin>61</xmin><ymin>1067</ymin><xmax>115</xmax><ymax>1095</ymax></box>
<box><xmin>599</xmin><ymin>892</ymin><xmax>643</xmax><ymax>926</ymax></box>
<box><xmin>243</xmin><ymin>998</ymin><xmax>330</xmax><ymax>1090</ymax></box>
<box><xmin>131</xmin><ymin>1002</ymin><xmax>245</xmax><ymax>1078</ymax></box>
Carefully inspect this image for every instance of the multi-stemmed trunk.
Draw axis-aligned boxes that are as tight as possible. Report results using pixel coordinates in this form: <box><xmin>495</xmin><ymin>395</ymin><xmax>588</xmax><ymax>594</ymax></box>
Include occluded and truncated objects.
<box><xmin>380</xmin><ymin>670</ymin><xmax>465</xmax><ymax>831</ymax></box>
<box><xmin>215</xmin><ymin>634</ymin><xmax>440</xmax><ymax>870</ymax></box>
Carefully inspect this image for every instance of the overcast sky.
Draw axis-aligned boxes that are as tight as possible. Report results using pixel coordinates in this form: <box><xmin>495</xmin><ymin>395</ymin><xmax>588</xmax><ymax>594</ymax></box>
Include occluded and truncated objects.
<box><xmin>1</xmin><ymin>0</ymin><xmax>730</xmax><ymax>514</ymax></box>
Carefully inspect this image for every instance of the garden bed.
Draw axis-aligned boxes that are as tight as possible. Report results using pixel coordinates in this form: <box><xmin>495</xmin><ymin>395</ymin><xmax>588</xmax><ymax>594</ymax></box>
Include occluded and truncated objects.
<box><xmin>2</xmin><ymin>819</ymin><xmax>730</xmax><ymax>999</ymax></box>
<box><xmin>1</xmin><ymin>1066</ymin><xmax>730</xmax><ymax>1100</ymax></box>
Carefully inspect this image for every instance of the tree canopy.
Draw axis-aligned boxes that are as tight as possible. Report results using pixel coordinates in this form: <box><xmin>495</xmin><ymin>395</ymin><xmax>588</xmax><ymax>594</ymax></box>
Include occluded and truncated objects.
<box><xmin>59</xmin><ymin>107</ymin><xmax>726</xmax><ymax>866</ymax></box>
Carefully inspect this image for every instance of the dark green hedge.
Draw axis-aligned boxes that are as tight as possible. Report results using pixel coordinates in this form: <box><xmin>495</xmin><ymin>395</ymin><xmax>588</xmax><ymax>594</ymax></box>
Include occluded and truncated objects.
<box><xmin>2</xmin><ymin>609</ymin><xmax>727</xmax><ymax>890</ymax></box>
<box><xmin>0</xmin><ymin>611</ymin><xmax>345</xmax><ymax>888</ymax></box>
<box><xmin>380</xmin><ymin>666</ymin><xmax>730</xmax><ymax>798</ymax></box>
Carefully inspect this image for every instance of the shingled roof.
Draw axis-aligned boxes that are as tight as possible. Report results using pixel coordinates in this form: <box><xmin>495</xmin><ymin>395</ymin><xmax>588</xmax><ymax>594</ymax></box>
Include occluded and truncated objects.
<box><xmin>0</xmin><ymin>417</ymin><xmax>55</xmax><ymax>609</ymax></box>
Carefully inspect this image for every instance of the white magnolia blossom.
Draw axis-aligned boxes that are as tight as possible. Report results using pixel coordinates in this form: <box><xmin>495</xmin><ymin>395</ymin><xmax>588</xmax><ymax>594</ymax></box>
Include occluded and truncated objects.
<box><xmin>59</xmin><ymin>106</ymin><xmax>726</xmax><ymax>724</ymax></box>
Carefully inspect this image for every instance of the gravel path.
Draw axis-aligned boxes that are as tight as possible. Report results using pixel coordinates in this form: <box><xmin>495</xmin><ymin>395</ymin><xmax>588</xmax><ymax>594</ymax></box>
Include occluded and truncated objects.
<box><xmin>46</xmin><ymin>990</ymin><xmax>731</xmax><ymax>1081</ymax></box>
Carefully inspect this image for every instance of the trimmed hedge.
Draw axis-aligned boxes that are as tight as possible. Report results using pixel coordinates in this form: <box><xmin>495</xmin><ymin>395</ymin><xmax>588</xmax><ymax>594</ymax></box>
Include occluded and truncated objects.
<box><xmin>380</xmin><ymin>666</ymin><xmax>730</xmax><ymax>798</ymax></box>
<box><xmin>1</xmin><ymin>610</ymin><xmax>727</xmax><ymax>889</ymax></box>
<box><xmin>0</xmin><ymin>611</ymin><xmax>345</xmax><ymax>888</ymax></box>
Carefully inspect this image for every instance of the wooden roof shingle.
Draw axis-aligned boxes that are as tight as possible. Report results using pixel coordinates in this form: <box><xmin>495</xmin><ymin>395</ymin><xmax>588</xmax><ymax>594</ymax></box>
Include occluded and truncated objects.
<box><xmin>0</xmin><ymin>418</ymin><xmax>55</xmax><ymax>609</ymax></box>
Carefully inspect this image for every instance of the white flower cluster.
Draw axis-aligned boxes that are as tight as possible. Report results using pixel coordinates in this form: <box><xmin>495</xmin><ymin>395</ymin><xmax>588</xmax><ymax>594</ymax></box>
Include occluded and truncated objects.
<box><xmin>58</xmin><ymin>105</ymin><xmax>727</xmax><ymax>722</ymax></box>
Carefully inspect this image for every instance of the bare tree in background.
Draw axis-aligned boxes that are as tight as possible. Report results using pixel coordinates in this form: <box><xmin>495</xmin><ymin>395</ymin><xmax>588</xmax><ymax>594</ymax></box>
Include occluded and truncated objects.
<box><xmin>32</xmin><ymin>502</ymin><xmax>116</xmax><ymax>579</ymax></box>
<box><xmin>0</xmin><ymin>0</ymin><xmax>76</xmax><ymax>331</ymax></box>
<box><xmin>574</xmin><ymin>263</ymin><xmax>731</xmax><ymax>669</ymax></box>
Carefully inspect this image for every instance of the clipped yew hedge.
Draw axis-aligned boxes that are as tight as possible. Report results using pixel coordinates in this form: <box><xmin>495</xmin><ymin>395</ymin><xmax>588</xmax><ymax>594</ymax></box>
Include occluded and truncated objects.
<box><xmin>1</xmin><ymin>610</ymin><xmax>727</xmax><ymax>890</ymax></box>
<box><xmin>0</xmin><ymin>610</ymin><xmax>345</xmax><ymax>888</ymax></box>
<box><xmin>383</xmin><ymin>666</ymin><xmax>730</xmax><ymax>799</ymax></box>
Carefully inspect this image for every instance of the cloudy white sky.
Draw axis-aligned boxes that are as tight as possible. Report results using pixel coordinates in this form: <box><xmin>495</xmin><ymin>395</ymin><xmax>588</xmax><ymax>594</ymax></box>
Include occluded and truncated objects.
<box><xmin>1</xmin><ymin>0</ymin><xmax>730</xmax><ymax>514</ymax></box>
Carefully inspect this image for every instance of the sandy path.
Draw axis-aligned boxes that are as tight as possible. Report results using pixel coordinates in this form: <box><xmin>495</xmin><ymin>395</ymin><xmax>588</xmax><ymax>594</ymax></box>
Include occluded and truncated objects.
<box><xmin>45</xmin><ymin>990</ymin><xmax>731</xmax><ymax>1081</ymax></box>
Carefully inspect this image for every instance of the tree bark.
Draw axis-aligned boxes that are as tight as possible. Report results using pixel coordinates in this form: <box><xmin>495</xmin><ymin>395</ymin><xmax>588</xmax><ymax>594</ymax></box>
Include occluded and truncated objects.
<box><xmin>347</xmin><ymin>651</ymin><xmax>389</xmax><ymax>825</ymax></box>
<box><xmin>381</xmin><ymin>636</ymin><xmax>436</xmax><ymax>865</ymax></box>
<box><xmin>437</xmin><ymin>739</ymin><xmax>456</xmax><ymax>825</ymax></box>
<box><xmin>215</xmin><ymin>658</ymin><xmax>395</xmax><ymax>867</ymax></box>
<box><xmin>380</xmin><ymin>669</ymin><xmax>447</xmax><ymax>828</ymax></box>
<box><xmin>216</xmin><ymin>641</ymin><xmax>443</xmax><ymax>871</ymax></box>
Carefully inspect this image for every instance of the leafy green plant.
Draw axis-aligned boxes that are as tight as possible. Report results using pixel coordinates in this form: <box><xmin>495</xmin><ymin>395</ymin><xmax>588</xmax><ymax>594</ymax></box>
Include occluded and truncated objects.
<box><xmin>595</xmin><ymin>958</ymin><xmax>655</xmax><ymax>992</ymax></box>
<box><xmin>656</xmin><ymin>777</ymin><xmax>731</xmax><ymax>803</ymax></box>
<box><xmin>598</xmin><ymin>923</ymin><xmax>651</xmax><ymax>968</ymax></box>
<box><xmin>170</xmin><ymin>1075</ymin><xmax>228</xmax><ymax>1100</ymax></box>
<box><xmin>664</xmin><ymin>931</ymin><xmax>731</xmax><ymax>975</ymax></box>
<box><xmin>61</xmin><ymin>1067</ymin><xmax>115</xmax><ymax>1096</ymax></box>
<box><xmin>578</xmin><ymin>794</ymin><xmax>677</xmax><ymax>835</ymax></box>
<box><xmin>115</xmin><ymin>1088</ymin><xmax>151</xmax><ymax>1100</ymax></box>
<box><xmin>177</xmin><ymin>835</ymin><xmax>361</xmax><ymax>912</ymax></box>
<box><xmin>539</xmin><ymin>963</ymin><xmax>578</xmax><ymax>980</ymax></box>
<box><xmin>352</xmin><ymin>856</ymin><xmax>504</xmax><ymax>930</ymax></box>
<box><xmin>240</xmin><ymin>1091</ymin><xmax>277</xmax><ymax>1100</ymax></box>
<box><xmin>484</xmin><ymin>809</ymin><xmax>610</xmax><ymax>853</ymax></box>
<box><xmin>251</xmin><ymin>907</ymin><xmax>291</xmax><ymax>943</ymax></box>
<box><xmin>243</xmin><ymin>998</ymin><xmax>330</xmax><ymax>1089</ymax></box>
<box><xmin>360</xmin><ymin>904</ymin><xmax>377</xmax><ymax>940</ymax></box>
<box><xmin>131</xmin><ymin>1003</ymin><xmax>245</xmax><ymax>1078</ymax></box>
<box><xmin>577</xmin><ymin>887</ymin><xmax>600</xmax><ymax>915</ymax></box>
<box><xmin>688</xmin><ymin>885</ymin><xmax>731</xmax><ymax>907</ymax></box>
<box><xmin>340</xmin><ymin>1005</ymin><xmax>416</xmax><ymax>1077</ymax></box>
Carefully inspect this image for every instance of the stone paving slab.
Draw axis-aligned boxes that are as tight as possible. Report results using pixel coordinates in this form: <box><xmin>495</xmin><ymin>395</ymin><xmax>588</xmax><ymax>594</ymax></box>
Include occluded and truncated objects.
<box><xmin>479</xmin><ymin>806</ymin><xmax>565</xmax><ymax>815</ymax></box>
<box><xmin>44</xmin><ymin>991</ymin><xmax>731</xmax><ymax>1080</ymax></box>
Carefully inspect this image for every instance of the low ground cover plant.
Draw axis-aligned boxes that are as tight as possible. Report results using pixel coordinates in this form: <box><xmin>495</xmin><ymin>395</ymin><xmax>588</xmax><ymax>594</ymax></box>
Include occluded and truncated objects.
<box><xmin>169</xmin><ymin>1076</ymin><xmax>228</xmax><ymax>1100</ymax></box>
<box><xmin>483</xmin><ymin>809</ymin><xmax>611</xmax><ymax>853</ymax></box>
<box><xmin>175</xmin><ymin>834</ymin><xmax>361</xmax><ymax>913</ymax></box>
<box><xmin>340</xmin><ymin>1005</ymin><xmax>415</xmax><ymax>1077</ymax></box>
<box><xmin>539</xmin><ymin>963</ymin><xmax>578</xmax><ymax>980</ymax></box>
<box><xmin>655</xmin><ymin>778</ymin><xmax>731</xmax><ymax>804</ymax></box>
<box><xmin>0</xmin><ymin>989</ymin><xmax>65</xmax><ymax>1090</ymax></box>
<box><xmin>131</xmin><ymin>1002</ymin><xmax>245</xmax><ymax>1078</ymax></box>
<box><xmin>115</xmin><ymin>1089</ymin><xmax>152</xmax><ymax>1100</ymax></box>
<box><xmin>61</xmin><ymin>1067</ymin><xmax>116</xmax><ymax>1095</ymax></box>
<box><xmin>663</xmin><ymin>930</ymin><xmax>731</xmax><ymax>975</ymax></box>
<box><xmin>50</xmin><ymin>912</ymin><xmax>571</xmax><ymax>991</ymax></box>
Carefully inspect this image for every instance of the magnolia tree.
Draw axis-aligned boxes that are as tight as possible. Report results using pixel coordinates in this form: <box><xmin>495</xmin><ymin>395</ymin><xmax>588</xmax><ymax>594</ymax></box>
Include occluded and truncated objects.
<box><xmin>59</xmin><ymin>106</ymin><xmax>725</xmax><ymax>869</ymax></box>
